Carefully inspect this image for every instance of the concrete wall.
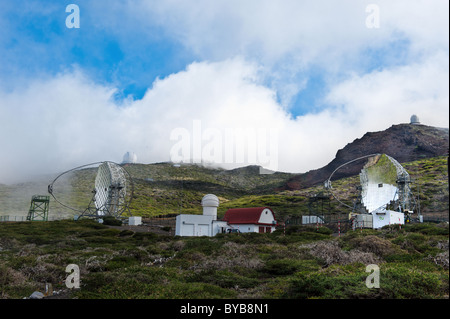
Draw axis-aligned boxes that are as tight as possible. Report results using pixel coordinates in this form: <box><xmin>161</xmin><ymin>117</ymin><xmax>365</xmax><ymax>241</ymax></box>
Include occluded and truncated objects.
<box><xmin>128</xmin><ymin>216</ymin><xmax>142</xmax><ymax>226</ymax></box>
<box><xmin>228</xmin><ymin>224</ymin><xmax>275</xmax><ymax>233</ymax></box>
<box><xmin>302</xmin><ymin>215</ymin><xmax>324</xmax><ymax>224</ymax></box>
<box><xmin>373</xmin><ymin>210</ymin><xmax>404</xmax><ymax>229</ymax></box>
<box><xmin>175</xmin><ymin>214</ymin><xmax>215</xmax><ymax>236</ymax></box>
<box><xmin>258</xmin><ymin>208</ymin><xmax>276</xmax><ymax>224</ymax></box>
<box><xmin>212</xmin><ymin>220</ymin><xmax>229</xmax><ymax>235</ymax></box>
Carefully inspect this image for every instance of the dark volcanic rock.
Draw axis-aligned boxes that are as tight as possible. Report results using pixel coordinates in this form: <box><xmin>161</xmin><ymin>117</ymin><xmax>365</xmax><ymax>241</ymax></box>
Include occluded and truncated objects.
<box><xmin>282</xmin><ymin>124</ymin><xmax>449</xmax><ymax>190</ymax></box>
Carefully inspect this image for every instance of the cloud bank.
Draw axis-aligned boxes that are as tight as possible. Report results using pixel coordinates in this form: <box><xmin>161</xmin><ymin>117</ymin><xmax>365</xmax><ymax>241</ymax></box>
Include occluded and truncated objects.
<box><xmin>1</xmin><ymin>54</ymin><xmax>447</xmax><ymax>184</ymax></box>
<box><xmin>0</xmin><ymin>0</ymin><xmax>448</xmax><ymax>184</ymax></box>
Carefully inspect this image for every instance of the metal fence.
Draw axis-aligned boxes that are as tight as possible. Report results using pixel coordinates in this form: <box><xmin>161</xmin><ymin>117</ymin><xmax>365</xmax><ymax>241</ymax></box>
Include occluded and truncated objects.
<box><xmin>0</xmin><ymin>215</ymin><xmax>27</xmax><ymax>222</ymax></box>
<box><xmin>0</xmin><ymin>215</ymin><xmax>74</xmax><ymax>222</ymax></box>
<box><xmin>143</xmin><ymin>216</ymin><xmax>176</xmax><ymax>228</ymax></box>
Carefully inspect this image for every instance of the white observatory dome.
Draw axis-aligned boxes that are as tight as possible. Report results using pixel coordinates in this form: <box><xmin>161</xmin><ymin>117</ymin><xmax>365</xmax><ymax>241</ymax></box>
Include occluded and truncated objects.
<box><xmin>201</xmin><ymin>194</ymin><xmax>219</xmax><ymax>207</ymax></box>
<box><xmin>410</xmin><ymin>114</ymin><xmax>420</xmax><ymax>125</ymax></box>
<box><xmin>201</xmin><ymin>194</ymin><xmax>219</xmax><ymax>220</ymax></box>
<box><xmin>122</xmin><ymin>152</ymin><xmax>137</xmax><ymax>164</ymax></box>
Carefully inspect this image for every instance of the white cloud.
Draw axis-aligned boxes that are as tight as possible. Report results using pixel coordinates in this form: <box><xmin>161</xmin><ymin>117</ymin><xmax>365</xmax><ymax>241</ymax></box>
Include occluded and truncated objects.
<box><xmin>324</xmin><ymin>51</ymin><xmax>449</xmax><ymax>132</ymax></box>
<box><xmin>0</xmin><ymin>0</ymin><xmax>448</xmax><ymax>184</ymax></box>
<box><xmin>122</xmin><ymin>0</ymin><xmax>448</xmax><ymax>114</ymax></box>
<box><xmin>0</xmin><ymin>58</ymin><xmax>287</xmax><ymax>183</ymax></box>
<box><xmin>1</xmin><ymin>52</ymin><xmax>447</xmax><ymax>184</ymax></box>
<box><xmin>135</xmin><ymin>0</ymin><xmax>448</xmax><ymax>65</ymax></box>
<box><xmin>0</xmin><ymin>70</ymin><xmax>121</xmax><ymax>182</ymax></box>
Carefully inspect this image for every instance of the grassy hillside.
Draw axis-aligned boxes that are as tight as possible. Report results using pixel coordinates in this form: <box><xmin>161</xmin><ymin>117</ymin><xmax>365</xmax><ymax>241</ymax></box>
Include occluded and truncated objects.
<box><xmin>0</xmin><ymin>157</ymin><xmax>448</xmax><ymax>300</ymax></box>
<box><xmin>0</xmin><ymin>156</ymin><xmax>448</xmax><ymax>222</ymax></box>
<box><xmin>0</xmin><ymin>219</ymin><xmax>448</xmax><ymax>299</ymax></box>
<box><xmin>125</xmin><ymin>163</ymin><xmax>293</xmax><ymax>217</ymax></box>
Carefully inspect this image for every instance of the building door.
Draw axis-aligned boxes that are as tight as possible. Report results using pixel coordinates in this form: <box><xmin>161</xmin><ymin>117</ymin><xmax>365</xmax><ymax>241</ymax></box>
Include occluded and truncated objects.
<box><xmin>197</xmin><ymin>224</ymin><xmax>209</xmax><ymax>236</ymax></box>
<box><xmin>183</xmin><ymin>224</ymin><xmax>194</xmax><ymax>236</ymax></box>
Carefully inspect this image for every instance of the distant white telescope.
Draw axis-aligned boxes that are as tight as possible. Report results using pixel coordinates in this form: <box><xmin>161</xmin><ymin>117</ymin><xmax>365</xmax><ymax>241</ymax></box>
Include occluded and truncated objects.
<box><xmin>410</xmin><ymin>114</ymin><xmax>420</xmax><ymax>125</ymax></box>
<box><xmin>122</xmin><ymin>152</ymin><xmax>137</xmax><ymax>164</ymax></box>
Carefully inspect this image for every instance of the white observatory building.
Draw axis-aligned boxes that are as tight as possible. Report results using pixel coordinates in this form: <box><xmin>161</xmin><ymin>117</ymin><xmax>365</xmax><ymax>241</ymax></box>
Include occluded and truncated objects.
<box><xmin>175</xmin><ymin>194</ymin><xmax>228</xmax><ymax>236</ymax></box>
<box><xmin>175</xmin><ymin>194</ymin><xmax>278</xmax><ymax>236</ymax></box>
<box><xmin>201</xmin><ymin>194</ymin><xmax>220</xmax><ymax>220</ymax></box>
<box><xmin>410</xmin><ymin>114</ymin><xmax>420</xmax><ymax>125</ymax></box>
<box><xmin>122</xmin><ymin>152</ymin><xmax>137</xmax><ymax>164</ymax></box>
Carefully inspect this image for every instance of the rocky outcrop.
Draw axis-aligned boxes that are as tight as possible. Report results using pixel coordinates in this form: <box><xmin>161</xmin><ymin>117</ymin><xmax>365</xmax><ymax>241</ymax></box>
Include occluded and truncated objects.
<box><xmin>282</xmin><ymin>123</ymin><xmax>449</xmax><ymax>190</ymax></box>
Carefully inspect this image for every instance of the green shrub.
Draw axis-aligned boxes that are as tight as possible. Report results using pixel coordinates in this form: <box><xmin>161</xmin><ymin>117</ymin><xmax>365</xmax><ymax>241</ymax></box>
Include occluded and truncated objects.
<box><xmin>380</xmin><ymin>264</ymin><xmax>445</xmax><ymax>298</ymax></box>
<box><xmin>1</xmin><ymin>212</ymin><xmax>448</xmax><ymax>300</ymax></box>
<box><xmin>183</xmin><ymin>237</ymin><xmax>224</xmax><ymax>255</ymax></box>
<box><xmin>317</xmin><ymin>227</ymin><xmax>333</xmax><ymax>235</ymax></box>
<box><xmin>165</xmin><ymin>250</ymin><xmax>205</xmax><ymax>269</ymax></box>
<box><xmin>132</xmin><ymin>232</ymin><xmax>158</xmax><ymax>241</ymax></box>
<box><xmin>262</xmin><ymin>259</ymin><xmax>299</xmax><ymax>276</ymax></box>
<box><xmin>276</xmin><ymin>231</ymin><xmax>331</xmax><ymax>244</ymax></box>
<box><xmin>79</xmin><ymin>228</ymin><xmax>120</xmax><ymax>238</ymax></box>
<box><xmin>83</xmin><ymin>236</ymin><xmax>121</xmax><ymax>245</ymax></box>
<box><xmin>391</xmin><ymin>232</ymin><xmax>442</xmax><ymax>256</ymax></box>
<box><xmin>187</xmin><ymin>269</ymin><xmax>259</xmax><ymax>289</ymax></box>
<box><xmin>105</xmin><ymin>256</ymin><xmax>139</xmax><ymax>270</ymax></box>
<box><xmin>102</xmin><ymin>216</ymin><xmax>123</xmax><ymax>226</ymax></box>
<box><xmin>285</xmin><ymin>266</ymin><xmax>374</xmax><ymax>299</ymax></box>
<box><xmin>262</xmin><ymin>259</ymin><xmax>320</xmax><ymax>276</ymax></box>
<box><xmin>404</xmin><ymin>223</ymin><xmax>449</xmax><ymax>236</ymax></box>
<box><xmin>81</xmin><ymin>220</ymin><xmax>108</xmax><ymax>230</ymax></box>
<box><xmin>119</xmin><ymin>229</ymin><xmax>134</xmax><ymax>237</ymax></box>
<box><xmin>348</xmin><ymin>235</ymin><xmax>398</xmax><ymax>257</ymax></box>
<box><xmin>384</xmin><ymin>252</ymin><xmax>423</xmax><ymax>263</ymax></box>
<box><xmin>158</xmin><ymin>281</ymin><xmax>237</xmax><ymax>299</ymax></box>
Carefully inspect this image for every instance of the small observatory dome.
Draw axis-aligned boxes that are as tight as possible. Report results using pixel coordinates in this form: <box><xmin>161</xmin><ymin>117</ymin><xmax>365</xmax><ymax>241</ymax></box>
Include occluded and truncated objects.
<box><xmin>201</xmin><ymin>194</ymin><xmax>219</xmax><ymax>220</ymax></box>
<box><xmin>410</xmin><ymin>114</ymin><xmax>420</xmax><ymax>125</ymax></box>
<box><xmin>201</xmin><ymin>194</ymin><xmax>219</xmax><ymax>207</ymax></box>
<box><xmin>122</xmin><ymin>152</ymin><xmax>137</xmax><ymax>164</ymax></box>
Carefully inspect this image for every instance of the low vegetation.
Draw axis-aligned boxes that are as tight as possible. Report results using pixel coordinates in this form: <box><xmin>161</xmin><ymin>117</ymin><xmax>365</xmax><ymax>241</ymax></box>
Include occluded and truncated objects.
<box><xmin>0</xmin><ymin>155</ymin><xmax>447</xmax><ymax>299</ymax></box>
<box><xmin>0</xmin><ymin>220</ymin><xmax>448</xmax><ymax>299</ymax></box>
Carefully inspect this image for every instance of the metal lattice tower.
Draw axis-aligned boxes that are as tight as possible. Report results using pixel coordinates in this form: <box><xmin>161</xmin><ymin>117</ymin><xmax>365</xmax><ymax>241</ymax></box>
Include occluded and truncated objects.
<box><xmin>385</xmin><ymin>155</ymin><xmax>415</xmax><ymax>213</ymax></box>
<box><xmin>80</xmin><ymin>162</ymin><xmax>129</xmax><ymax>219</ymax></box>
<box><xmin>48</xmin><ymin>161</ymin><xmax>134</xmax><ymax>221</ymax></box>
<box><xmin>27</xmin><ymin>195</ymin><xmax>50</xmax><ymax>221</ymax></box>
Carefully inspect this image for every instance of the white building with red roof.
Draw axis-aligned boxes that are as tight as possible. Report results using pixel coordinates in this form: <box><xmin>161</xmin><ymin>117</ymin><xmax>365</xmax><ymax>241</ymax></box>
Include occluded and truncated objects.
<box><xmin>222</xmin><ymin>207</ymin><xmax>277</xmax><ymax>234</ymax></box>
<box><xmin>175</xmin><ymin>194</ymin><xmax>278</xmax><ymax>236</ymax></box>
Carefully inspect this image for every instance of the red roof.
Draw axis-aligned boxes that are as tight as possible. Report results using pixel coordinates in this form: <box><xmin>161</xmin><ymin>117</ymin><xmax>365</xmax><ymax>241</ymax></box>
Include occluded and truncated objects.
<box><xmin>222</xmin><ymin>207</ymin><xmax>276</xmax><ymax>225</ymax></box>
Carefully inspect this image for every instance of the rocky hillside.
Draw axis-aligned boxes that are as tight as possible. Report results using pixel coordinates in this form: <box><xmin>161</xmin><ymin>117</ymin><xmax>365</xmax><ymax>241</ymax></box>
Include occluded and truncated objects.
<box><xmin>283</xmin><ymin>123</ymin><xmax>449</xmax><ymax>190</ymax></box>
<box><xmin>0</xmin><ymin>123</ymin><xmax>448</xmax><ymax>220</ymax></box>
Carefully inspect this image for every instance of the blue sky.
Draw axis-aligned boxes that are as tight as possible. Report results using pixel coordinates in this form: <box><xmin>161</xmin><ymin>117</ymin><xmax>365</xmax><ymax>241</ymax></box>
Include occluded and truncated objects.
<box><xmin>0</xmin><ymin>0</ymin><xmax>448</xmax><ymax>183</ymax></box>
<box><xmin>0</xmin><ymin>1</ymin><xmax>417</xmax><ymax>111</ymax></box>
<box><xmin>1</xmin><ymin>1</ymin><xmax>193</xmax><ymax>99</ymax></box>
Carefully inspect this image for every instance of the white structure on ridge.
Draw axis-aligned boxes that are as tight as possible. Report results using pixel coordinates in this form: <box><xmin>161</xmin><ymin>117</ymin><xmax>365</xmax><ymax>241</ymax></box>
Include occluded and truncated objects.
<box><xmin>122</xmin><ymin>152</ymin><xmax>137</xmax><ymax>164</ymax></box>
<box><xmin>201</xmin><ymin>194</ymin><xmax>219</xmax><ymax>220</ymax></box>
<box><xmin>410</xmin><ymin>114</ymin><xmax>420</xmax><ymax>125</ymax></box>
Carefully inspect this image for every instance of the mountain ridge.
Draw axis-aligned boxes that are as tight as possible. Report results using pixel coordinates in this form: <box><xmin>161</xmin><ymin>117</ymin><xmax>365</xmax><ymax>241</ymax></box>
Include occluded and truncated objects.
<box><xmin>0</xmin><ymin>122</ymin><xmax>448</xmax><ymax>219</ymax></box>
<box><xmin>282</xmin><ymin>123</ymin><xmax>449</xmax><ymax>190</ymax></box>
